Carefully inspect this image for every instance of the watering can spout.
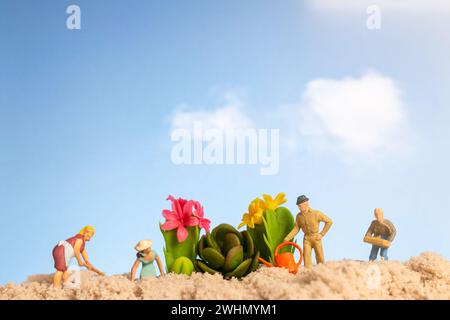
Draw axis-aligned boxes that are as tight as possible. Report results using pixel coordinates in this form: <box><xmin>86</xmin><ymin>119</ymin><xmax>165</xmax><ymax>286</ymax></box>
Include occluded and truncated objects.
<box><xmin>258</xmin><ymin>257</ymin><xmax>274</xmax><ymax>268</ymax></box>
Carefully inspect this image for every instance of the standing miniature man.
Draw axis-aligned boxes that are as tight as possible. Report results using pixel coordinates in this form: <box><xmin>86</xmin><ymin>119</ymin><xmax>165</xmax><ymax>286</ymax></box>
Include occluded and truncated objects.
<box><xmin>284</xmin><ymin>195</ymin><xmax>333</xmax><ymax>268</ymax></box>
<box><xmin>364</xmin><ymin>208</ymin><xmax>396</xmax><ymax>261</ymax></box>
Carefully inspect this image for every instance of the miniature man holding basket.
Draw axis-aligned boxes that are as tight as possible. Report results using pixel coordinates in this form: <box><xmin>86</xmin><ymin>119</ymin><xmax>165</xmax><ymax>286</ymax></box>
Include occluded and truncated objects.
<box><xmin>364</xmin><ymin>208</ymin><xmax>397</xmax><ymax>261</ymax></box>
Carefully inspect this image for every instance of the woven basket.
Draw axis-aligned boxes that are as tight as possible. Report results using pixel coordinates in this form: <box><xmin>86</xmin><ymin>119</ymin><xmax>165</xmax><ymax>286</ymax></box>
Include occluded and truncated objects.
<box><xmin>363</xmin><ymin>236</ymin><xmax>390</xmax><ymax>248</ymax></box>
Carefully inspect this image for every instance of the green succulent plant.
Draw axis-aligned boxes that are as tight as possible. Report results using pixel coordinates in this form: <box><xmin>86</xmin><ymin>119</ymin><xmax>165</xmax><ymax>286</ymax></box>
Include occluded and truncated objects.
<box><xmin>195</xmin><ymin>224</ymin><xmax>260</xmax><ymax>278</ymax></box>
<box><xmin>238</xmin><ymin>193</ymin><xmax>296</xmax><ymax>264</ymax></box>
<box><xmin>248</xmin><ymin>207</ymin><xmax>295</xmax><ymax>264</ymax></box>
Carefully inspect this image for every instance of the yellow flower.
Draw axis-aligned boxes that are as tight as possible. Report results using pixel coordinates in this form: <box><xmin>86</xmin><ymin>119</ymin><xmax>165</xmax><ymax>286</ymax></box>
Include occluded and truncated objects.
<box><xmin>238</xmin><ymin>198</ymin><xmax>264</xmax><ymax>229</ymax></box>
<box><xmin>261</xmin><ymin>192</ymin><xmax>286</xmax><ymax>210</ymax></box>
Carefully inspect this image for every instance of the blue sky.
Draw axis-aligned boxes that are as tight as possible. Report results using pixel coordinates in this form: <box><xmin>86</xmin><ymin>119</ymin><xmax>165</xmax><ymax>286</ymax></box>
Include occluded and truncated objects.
<box><xmin>1</xmin><ymin>0</ymin><xmax>449</xmax><ymax>284</ymax></box>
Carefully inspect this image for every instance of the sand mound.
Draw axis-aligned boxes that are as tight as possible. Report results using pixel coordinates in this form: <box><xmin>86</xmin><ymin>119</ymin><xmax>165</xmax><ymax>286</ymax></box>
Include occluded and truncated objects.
<box><xmin>1</xmin><ymin>252</ymin><xmax>449</xmax><ymax>300</ymax></box>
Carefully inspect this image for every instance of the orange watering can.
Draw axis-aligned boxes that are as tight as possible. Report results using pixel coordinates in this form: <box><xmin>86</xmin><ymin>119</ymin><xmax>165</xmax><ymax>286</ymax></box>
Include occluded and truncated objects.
<box><xmin>258</xmin><ymin>241</ymin><xmax>303</xmax><ymax>274</ymax></box>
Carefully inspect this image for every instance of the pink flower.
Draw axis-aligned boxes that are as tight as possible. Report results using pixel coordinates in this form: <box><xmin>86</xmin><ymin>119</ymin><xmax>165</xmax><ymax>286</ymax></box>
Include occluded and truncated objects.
<box><xmin>191</xmin><ymin>201</ymin><xmax>211</xmax><ymax>233</ymax></box>
<box><xmin>161</xmin><ymin>195</ymin><xmax>199</xmax><ymax>242</ymax></box>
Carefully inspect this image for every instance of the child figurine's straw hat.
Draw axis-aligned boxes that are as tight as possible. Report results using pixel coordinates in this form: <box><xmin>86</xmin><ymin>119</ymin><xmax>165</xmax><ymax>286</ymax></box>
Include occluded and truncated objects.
<box><xmin>135</xmin><ymin>240</ymin><xmax>153</xmax><ymax>252</ymax></box>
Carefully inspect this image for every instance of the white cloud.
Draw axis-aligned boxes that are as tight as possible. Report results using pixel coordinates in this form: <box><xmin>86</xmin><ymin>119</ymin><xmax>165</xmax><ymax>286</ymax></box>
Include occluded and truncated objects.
<box><xmin>298</xmin><ymin>71</ymin><xmax>411</xmax><ymax>159</ymax></box>
<box><xmin>307</xmin><ymin>0</ymin><xmax>450</xmax><ymax>13</ymax></box>
<box><xmin>170</xmin><ymin>93</ymin><xmax>254</xmax><ymax>134</ymax></box>
<box><xmin>168</xmin><ymin>72</ymin><xmax>412</xmax><ymax>164</ymax></box>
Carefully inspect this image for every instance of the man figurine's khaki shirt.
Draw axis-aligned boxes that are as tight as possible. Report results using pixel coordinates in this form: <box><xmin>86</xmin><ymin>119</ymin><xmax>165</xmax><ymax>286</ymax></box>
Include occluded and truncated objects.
<box><xmin>296</xmin><ymin>208</ymin><xmax>333</xmax><ymax>237</ymax></box>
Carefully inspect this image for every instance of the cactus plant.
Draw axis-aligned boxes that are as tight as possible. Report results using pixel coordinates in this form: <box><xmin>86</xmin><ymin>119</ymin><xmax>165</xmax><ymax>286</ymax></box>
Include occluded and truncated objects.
<box><xmin>160</xmin><ymin>195</ymin><xmax>210</xmax><ymax>275</ymax></box>
<box><xmin>238</xmin><ymin>193</ymin><xmax>296</xmax><ymax>264</ymax></box>
<box><xmin>160</xmin><ymin>224</ymin><xmax>198</xmax><ymax>275</ymax></box>
<box><xmin>248</xmin><ymin>207</ymin><xmax>295</xmax><ymax>263</ymax></box>
<box><xmin>195</xmin><ymin>223</ymin><xmax>260</xmax><ymax>278</ymax></box>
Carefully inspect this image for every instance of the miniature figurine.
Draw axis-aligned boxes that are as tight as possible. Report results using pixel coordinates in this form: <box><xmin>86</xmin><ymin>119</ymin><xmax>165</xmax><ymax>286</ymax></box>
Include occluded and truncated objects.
<box><xmin>364</xmin><ymin>208</ymin><xmax>397</xmax><ymax>261</ymax></box>
<box><xmin>52</xmin><ymin>226</ymin><xmax>105</xmax><ymax>288</ymax></box>
<box><xmin>130</xmin><ymin>240</ymin><xmax>165</xmax><ymax>281</ymax></box>
<box><xmin>284</xmin><ymin>195</ymin><xmax>333</xmax><ymax>268</ymax></box>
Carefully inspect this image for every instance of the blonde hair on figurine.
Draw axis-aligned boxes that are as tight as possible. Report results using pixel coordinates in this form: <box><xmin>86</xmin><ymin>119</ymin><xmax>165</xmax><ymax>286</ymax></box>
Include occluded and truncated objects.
<box><xmin>79</xmin><ymin>225</ymin><xmax>95</xmax><ymax>235</ymax></box>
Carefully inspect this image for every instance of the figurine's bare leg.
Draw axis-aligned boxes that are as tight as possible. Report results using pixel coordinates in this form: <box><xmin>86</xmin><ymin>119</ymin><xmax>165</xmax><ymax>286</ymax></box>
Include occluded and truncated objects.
<box><xmin>303</xmin><ymin>239</ymin><xmax>312</xmax><ymax>268</ymax></box>
<box><xmin>62</xmin><ymin>271</ymin><xmax>69</xmax><ymax>285</ymax></box>
<box><xmin>53</xmin><ymin>271</ymin><xmax>63</xmax><ymax>288</ymax></box>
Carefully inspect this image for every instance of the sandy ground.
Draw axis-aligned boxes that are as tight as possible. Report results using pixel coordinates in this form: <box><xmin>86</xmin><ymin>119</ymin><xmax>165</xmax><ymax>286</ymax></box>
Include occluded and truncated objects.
<box><xmin>1</xmin><ymin>252</ymin><xmax>449</xmax><ymax>300</ymax></box>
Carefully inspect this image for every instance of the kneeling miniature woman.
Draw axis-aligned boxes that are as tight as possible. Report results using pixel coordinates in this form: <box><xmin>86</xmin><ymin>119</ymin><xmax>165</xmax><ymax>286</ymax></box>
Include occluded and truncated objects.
<box><xmin>130</xmin><ymin>240</ymin><xmax>165</xmax><ymax>281</ymax></box>
<box><xmin>52</xmin><ymin>226</ymin><xmax>105</xmax><ymax>288</ymax></box>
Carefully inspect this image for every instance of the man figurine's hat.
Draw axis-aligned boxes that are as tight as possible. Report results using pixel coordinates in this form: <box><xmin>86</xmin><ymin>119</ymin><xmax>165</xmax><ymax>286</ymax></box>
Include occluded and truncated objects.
<box><xmin>296</xmin><ymin>195</ymin><xmax>309</xmax><ymax>205</ymax></box>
